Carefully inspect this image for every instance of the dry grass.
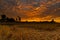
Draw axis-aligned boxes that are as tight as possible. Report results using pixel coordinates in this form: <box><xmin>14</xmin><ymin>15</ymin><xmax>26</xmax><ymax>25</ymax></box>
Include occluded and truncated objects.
<box><xmin>0</xmin><ymin>24</ymin><xmax>60</xmax><ymax>40</ymax></box>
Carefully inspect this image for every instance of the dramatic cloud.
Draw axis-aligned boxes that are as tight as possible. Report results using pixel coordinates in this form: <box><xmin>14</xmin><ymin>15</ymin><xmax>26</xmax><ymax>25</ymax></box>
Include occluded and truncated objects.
<box><xmin>0</xmin><ymin>0</ymin><xmax>60</xmax><ymax>21</ymax></box>
<box><xmin>42</xmin><ymin>2</ymin><xmax>60</xmax><ymax>17</ymax></box>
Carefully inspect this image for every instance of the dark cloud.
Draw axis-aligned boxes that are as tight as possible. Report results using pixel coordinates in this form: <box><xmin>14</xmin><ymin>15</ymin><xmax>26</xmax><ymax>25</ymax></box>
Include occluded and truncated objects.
<box><xmin>5</xmin><ymin>0</ymin><xmax>17</xmax><ymax>6</ymax></box>
<box><xmin>38</xmin><ymin>2</ymin><xmax>60</xmax><ymax>18</ymax></box>
<box><xmin>0</xmin><ymin>0</ymin><xmax>17</xmax><ymax>15</ymax></box>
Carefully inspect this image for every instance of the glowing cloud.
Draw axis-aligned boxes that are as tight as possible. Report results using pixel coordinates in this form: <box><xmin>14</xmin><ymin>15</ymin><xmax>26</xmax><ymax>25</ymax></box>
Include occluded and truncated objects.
<box><xmin>0</xmin><ymin>0</ymin><xmax>60</xmax><ymax>22</ymax></box>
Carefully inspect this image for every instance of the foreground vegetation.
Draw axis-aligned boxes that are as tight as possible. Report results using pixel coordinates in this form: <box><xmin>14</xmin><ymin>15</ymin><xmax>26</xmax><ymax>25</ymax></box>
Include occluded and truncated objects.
<box><xmin>0</xmin><ymin>23</ymin><xmax>60</xmax><ymax>40</ymax></box>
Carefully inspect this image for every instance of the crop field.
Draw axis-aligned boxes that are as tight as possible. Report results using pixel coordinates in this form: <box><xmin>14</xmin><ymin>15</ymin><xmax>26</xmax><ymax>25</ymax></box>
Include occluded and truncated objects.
<box><xmin>0</xmin><ymin>23</ymin><xmax>60</xmax><ymax>40</ymax></box>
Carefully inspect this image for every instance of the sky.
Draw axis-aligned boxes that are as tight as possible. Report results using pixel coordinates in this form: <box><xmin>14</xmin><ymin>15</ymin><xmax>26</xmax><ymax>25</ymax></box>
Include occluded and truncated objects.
<box><xmin>0</xmin><ymin>0</ymin><xmax>60</xmax><ymax>22</ymax></box>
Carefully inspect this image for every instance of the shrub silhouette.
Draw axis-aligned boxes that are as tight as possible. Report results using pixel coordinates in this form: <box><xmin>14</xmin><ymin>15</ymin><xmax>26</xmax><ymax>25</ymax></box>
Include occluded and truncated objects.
<box><xmin>8</xmin><ymin>18</ymin><xmax>15</xmax><ymax>22</ymax></box>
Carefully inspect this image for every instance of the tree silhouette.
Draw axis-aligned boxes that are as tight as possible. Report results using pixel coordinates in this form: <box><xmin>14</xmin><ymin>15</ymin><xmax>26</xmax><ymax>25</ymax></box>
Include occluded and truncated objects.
<box><xmin>50</xmin><ymin>19</ymin><xmax>55</xmax><ymax>23</ymax></box>
<box><xmin>1</xmin><ymin>14</ymin><xmax>7</xmax><ymax>22</ymax></box>
<box><xmin>16</xmin><ymin>18</ymin><xmax>18</xmax><ymax>21</ymax></box>
<box><xmin>17</xmin><ymin>16</ymin><xmax>21</xmax><ymax>22</ymax></box>
<box><xmin>1</xmin><ymin>15</ymin><xmax>6</xmax><ymax>20</ymax></box>
<box><xmin>0</xmin><ymin>14</ymin><xmax>15</xmax><ymax>22</ymax></box>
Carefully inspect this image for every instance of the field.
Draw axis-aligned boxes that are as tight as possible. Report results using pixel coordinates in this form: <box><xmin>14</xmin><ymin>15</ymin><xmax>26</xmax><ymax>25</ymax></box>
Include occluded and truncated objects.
<box><xmin>0</xmin><ymin>23</ymin><xmax>60</xmax><ymax>40</ymax></box>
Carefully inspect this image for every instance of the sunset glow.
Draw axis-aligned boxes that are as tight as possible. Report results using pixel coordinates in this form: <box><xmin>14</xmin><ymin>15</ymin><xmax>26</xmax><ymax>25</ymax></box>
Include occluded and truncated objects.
<box><xmin>0</xmin><ymin>0</ymin><xmax>60</xmax><ymax>22</ymax></box>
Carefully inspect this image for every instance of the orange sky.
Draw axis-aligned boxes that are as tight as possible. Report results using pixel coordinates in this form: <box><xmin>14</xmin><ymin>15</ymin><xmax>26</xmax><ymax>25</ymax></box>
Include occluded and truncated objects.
<box><xmin>0</xmin><ymin>0</ymin><xmax>60</xmax><ymax>22</ymax></box>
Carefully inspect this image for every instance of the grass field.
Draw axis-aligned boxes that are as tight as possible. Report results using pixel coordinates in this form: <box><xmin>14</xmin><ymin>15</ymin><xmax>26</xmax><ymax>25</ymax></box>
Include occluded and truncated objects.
<box><xmin>0</xmin><ymin>23</ymin><xmax>60</xmax><ymax>40</ymax></box>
